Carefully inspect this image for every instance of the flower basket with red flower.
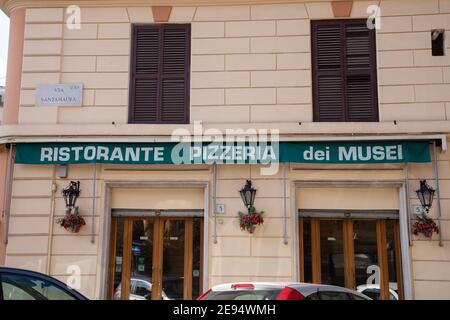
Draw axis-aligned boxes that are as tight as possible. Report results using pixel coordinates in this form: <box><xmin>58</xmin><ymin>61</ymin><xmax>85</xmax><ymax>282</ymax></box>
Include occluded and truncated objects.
<box><xmin>412</xmin><ymin>213</ymin><xmax>439</xmax><ymax>238</ymax></box>
<box><xmin>56</xmin><ymin>207</ymin><xmax>86</xmax><ymax>233</ymax></box>
<box><xmin>238</xmin><ymin>206</ymin><xmax>264</xmax><ymax>234</ymax></box>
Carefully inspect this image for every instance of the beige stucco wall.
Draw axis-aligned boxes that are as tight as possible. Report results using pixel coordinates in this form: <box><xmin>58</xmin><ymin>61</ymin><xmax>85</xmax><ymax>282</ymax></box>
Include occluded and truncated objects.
<box><xmin>16</xmin><ymin>0</ymin><xmax>450</xmax><ymax>125</ymax></box>
<box><xmin>408</xmin><ymin>150</ymin><xmax>450</xmax><ymax>299</ymax></box>
<box><xmin>297</xmin><ymin>187</ymin><xmax>400</xmax><ymax>210</ymax></box>
<box><xmin>2</xmin><ymin>0</ymin><xmax>450</xmax><ymax>301</ymax></box>
<box><xmin>6</xmin><ymin>163</ymin><xmax>213</xmax><ymax>298</ymax></box>
<box><xmin>111</xmin><ymin>187</ymin><xmax>204</xmax><ymax>209</ymax></box>
<box><xmin>5</xmin><ymin>148</ymin><xmax>450</xmax><ymax>299</ymax></box>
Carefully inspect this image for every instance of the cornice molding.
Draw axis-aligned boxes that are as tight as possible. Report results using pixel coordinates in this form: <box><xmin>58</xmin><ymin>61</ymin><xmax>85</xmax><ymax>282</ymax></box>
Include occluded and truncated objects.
<box><xmin>1</xmin><ymin>0</ymin><xmax>346</xmax><ymax>16</ymax></box>
<box><xmin>0</xmin><ymin>123</ymin><xmax>450</xmax><ymax>142</ymax></box>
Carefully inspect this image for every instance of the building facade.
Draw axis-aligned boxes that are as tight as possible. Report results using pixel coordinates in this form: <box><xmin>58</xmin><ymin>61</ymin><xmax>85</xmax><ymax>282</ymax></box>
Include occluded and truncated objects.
<box><xmin>0</xmin><ymin>0</ymin><xmax>450</xmax><ymax>300</ymax></box>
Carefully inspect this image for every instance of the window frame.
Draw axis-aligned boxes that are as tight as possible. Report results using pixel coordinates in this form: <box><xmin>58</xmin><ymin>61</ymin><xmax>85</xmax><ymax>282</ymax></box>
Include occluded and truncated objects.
<box><xmin>0</xmin><ymin>269</ymin><xmax>85</xmax><ymax>300</ymax></box>
<box><xmin>298</xmin><ymin>217</ymin><xmax>403</xmax><ymax>300</ymax></box>
<box><xmin>318</xmin><ymin>290</ymin><xmax>351</xmax><ymax>300</ymax></box>
<box><xmin>128</xmin><ymin>23</ymin><xmax>191</xmax><ymax>125</ymax></box>
<box><xmin>311</xmin><ymin>19</ymin><xmax>379</xmax><ymax>122</ymax></box>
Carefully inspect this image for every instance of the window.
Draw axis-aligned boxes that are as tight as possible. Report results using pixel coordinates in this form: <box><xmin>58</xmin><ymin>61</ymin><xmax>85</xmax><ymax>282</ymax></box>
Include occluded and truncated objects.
<box><xmin>1</xmin><ymin>273</ymin><xmax>76</xmax><ymax>300</ymax></box>
<box><xmin>319</xmin><ymin>291</ymin><xmax>350</xmax><ymax>300</ymax></box>
<box><xmin>311</xmin><ymin>19</ymin><xmax>378</xmax><ymax>122</ymax></box>
<box><xmin>129</xmin><ymin>24</ymin><xmax>191</xmax><ymax>124</ymax></box>
<box><xmin>200</xmin><ymin>289</ymin><xmax>282</xmax><ymax>300</ymax></box>
<box><xmin>305</xmin><ymin>292</ymin><xmax>320</xmax><ymax>300</ymax></box>
<box><xmin>299</xmin><ymin>216</ymin><xmax>403</xmax><ymax>300</ymax></box>
<box><xmin>360</xmin><ymin>288</ymin><xmax>398</xmax><ymax>301</ymax></box>
<box><xmin>350</xmin><ymin>293</ymin><xmax>368</xmax><ymax>301</ymax></box>
<box><xmin>133</xmin><ymin>280</ymin><xmax>152</xmax><ymax>299</ymax></box>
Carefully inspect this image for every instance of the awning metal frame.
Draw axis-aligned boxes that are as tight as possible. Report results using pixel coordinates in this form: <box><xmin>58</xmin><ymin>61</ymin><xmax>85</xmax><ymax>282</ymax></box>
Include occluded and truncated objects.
<box><xmin>0</xmin><ymin>134</ymin><xmax>447</xmax><ymax>150</ymax></box>
<box><xmin>298</xmin><ymin>209</ymin><xmax>400</xmax><ymax>219</ymax></box>
<box><xmin>111</xmin><ymin>209</ymin><xmax>204</xmax><ymax>218</ymax></box>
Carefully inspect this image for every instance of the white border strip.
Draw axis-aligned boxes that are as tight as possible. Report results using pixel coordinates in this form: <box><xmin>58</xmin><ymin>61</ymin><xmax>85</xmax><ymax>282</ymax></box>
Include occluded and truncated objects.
<box><xmin>1</xmin><ymin>134</ymin><xmax>446</xmax><ymax>150</ymax></box>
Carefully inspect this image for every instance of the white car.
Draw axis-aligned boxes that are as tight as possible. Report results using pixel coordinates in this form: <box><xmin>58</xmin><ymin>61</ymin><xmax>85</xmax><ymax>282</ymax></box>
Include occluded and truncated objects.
<box><xmin>197</xmin><ymin>282</ymin><xmax>372</xmax><ymax>300</ymax></box>
<box><xmin>113</xmin><ymin>278</ymin><xmax>171</xmax><ymax>300</ymax></box>
<box><xmin>356</xmin><ymin>284</ymin><xmax>399</xmax><ymax>300</ymax></box>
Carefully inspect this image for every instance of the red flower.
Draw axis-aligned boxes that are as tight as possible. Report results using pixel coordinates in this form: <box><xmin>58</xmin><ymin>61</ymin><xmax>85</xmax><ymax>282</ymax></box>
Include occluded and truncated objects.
<box><xmin>412</xmin><ymin>214</ymin><xmax>439</xmax><ymax>238</ymax></box>
<box><xmin>58</xmin><ymin>210</ymin><xmax>85</xmax><ymax>233</ymax></box>
<box><xmin>238</xmin><ymin>209</ymin><xmax>264</xmax><ymax>234</ymax></box>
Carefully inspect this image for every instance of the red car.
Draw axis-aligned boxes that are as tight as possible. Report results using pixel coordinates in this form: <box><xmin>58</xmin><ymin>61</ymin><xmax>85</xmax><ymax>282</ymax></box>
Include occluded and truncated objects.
<box><xmin>197</xmin><ymin>282</ymin><xmax>371</xmax><ymax>300</ymax></box>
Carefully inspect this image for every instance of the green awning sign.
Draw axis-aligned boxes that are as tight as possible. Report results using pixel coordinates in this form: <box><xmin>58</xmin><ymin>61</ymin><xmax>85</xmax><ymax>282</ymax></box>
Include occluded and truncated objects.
<box><xmin>14</xmin><ymin>141</ymin><xmax>431</xmax><ymax>165</ymax></box>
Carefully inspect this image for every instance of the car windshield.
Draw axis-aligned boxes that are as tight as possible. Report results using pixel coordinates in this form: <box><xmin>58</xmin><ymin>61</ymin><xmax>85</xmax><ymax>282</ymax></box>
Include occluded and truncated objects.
<box><xmin>1</xmin><ymin>273</ymin><xmax>76</xmax><ymax>300</ymax></box>
<box><xmin>201</xmin><ymin>289</ymin><xmax>282</xmax><ymax>300</ymax></box>
<box><xmin>362</xmin><ymin>288</ymin><xmax>397</xmax><ymax>301</ymax></box>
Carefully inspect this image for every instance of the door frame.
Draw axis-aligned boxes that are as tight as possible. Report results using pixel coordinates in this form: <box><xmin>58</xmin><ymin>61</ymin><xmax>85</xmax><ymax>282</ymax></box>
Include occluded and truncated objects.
<box><xmin>298</xmin><ymin>216</ymin><xmax>403</xmax><ymax>300</ymax></box>
<box><xmin>108</xmin><ymin>216</ymin><xmax>203</xmax><ymax>300</ymax></box>
<box><xmin>98</xmin><ymin>181</ymin><xmax>210</xmax><ymax>300</ymax></box>
<box><xmin>292</xmin><ymin>180</ymin><xmax>413</xmax><ymax>300</ymax></box>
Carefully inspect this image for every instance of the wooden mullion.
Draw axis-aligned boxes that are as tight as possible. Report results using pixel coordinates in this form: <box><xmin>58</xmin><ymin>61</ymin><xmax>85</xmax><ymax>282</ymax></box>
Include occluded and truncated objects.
<box><xmin>120</xmin><ymin>219</ymin><xmax>132</xmax><ymax>300</ymax></box>
<box><xmin>376</xmin><ymin>220</ymin><xmax>390</xmax><ymax>300</ymax></box>
<box><xmin>311</xmin><ymin>219</ymin><xmax>321</xmax><ymax>284</ymax></box>
<box><xmin>299</xmin><ymin>218</ymin><xmax>305</xmax><ymax>282</ymax></box>
<box><xmin>152</xmin><ymin>218</ymin><xmax>164</xmax><ymax>300</ymax></box>
<box><xmin>107</xmin><ymin>217</ymin><xmax>118</xmax><ymax>299</ymax></box>
<box><xmin>184</xmin><ymin>219</ymin><xmax>193</xmax><ymax>300</ymax></box>
<box><xmin>343</xmin><ymin>219</ymin><xmax>355</xmax><ymax>289</ymax></box>
<box><xmin>200</xmin><ymin>219</ymin><xmax>204</xmax><ymax>295</ymax></box>
<box><xmin>393</xmin><ymin>220</ymin><xmax>404</xmax><ymax>300</ymax></box>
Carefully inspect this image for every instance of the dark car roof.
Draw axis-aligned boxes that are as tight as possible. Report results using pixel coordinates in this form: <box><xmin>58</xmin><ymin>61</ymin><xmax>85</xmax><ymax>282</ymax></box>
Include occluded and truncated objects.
<box><xmin>0</xmin><ymin>267</ymin><xmax>89</xmax><ymax>300</ymax></box>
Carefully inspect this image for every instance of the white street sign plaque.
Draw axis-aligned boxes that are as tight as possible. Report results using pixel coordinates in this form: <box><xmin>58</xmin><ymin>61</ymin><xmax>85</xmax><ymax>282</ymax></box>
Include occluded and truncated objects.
<box><xmin>36</xmin><ymin>83</ymin><xmax>83</xmax><ymax>107</ymax></box>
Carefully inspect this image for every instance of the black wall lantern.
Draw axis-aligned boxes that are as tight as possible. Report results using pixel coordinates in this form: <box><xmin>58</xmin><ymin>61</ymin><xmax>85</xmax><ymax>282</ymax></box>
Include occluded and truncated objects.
<box><xmin>239</xmin><ymin>180</ymin><xmax>256</xmax><ymax>212</ymax></box>
<box><xmin>62</xmin><ymin>181</ymin><xmax>81</xmax><ymax>208</ymax></box>
<box><xmin>416</xmin><ymin>180</ymin><xmax>435</xmax><ymax>214</ymax></box>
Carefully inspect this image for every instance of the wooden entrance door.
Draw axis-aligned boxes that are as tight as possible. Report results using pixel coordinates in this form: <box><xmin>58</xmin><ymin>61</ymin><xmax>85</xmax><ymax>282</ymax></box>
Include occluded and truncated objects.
<box><xmin>299</xmin><ymin>217</ymin><xmax>403</xmax><ymax>300</ymax></box>
<box><xmin>108</xmin><ymin>216</ymin><xmax>203</xmax><ymax>300</ymax></box>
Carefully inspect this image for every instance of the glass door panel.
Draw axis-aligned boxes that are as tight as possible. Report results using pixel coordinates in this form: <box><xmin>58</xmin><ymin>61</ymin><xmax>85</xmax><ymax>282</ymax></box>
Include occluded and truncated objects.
<box><xmin>386</xmin><ymin>220</ymin><xmax>402</xmax><ymax>300</ymax></box>
<box><xmin>162</xmin><ymin>219</ymin><xmax>185</xmax><ymax>300</ymax></box>
<box><xmin>110</xmin><ymin>216</ymin><xmax>203</xmax><ymax>300</ymax></box>
<box><xmin>301</xmin><ymin>218</ymin><xmax>313</xmax><ymax>283</ymax></box>
<box><xmin>353</xmin><ymin>220</ymin><xmax>380</xmax><ymax>299</ymax></box>
<box><xmin>112</xmin><ymin>218</ymin><xmax>124</xmax><ymax>300</ymax></box>
<box><xmin>192</xmin><ymin>218</ymin><xmax>203</xmax><ymax>299</ymax></box>
<box><xmin>319</xmin><ymin>220</ymin><xmax>345</xmax><ymax>287</ymax></box>
<box><xmin>130</xmin><ymin>219</ymin><xmax>154</xmax><ymax>300</ymax></box>
<box><xmin>299</xmin><ymin>216</ymin><xmax>403</xmax><ymax>300</ymax></box>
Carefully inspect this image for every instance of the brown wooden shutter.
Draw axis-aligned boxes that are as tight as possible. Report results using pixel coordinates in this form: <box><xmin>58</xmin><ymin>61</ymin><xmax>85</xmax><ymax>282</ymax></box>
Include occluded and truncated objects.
<box><xmin>312</xmin><ymin>19</ymin><xmax>378</xmax><ymax>122</ymax></box>
<box><xmin>129</xmin><ymin>24</ymin><xmax>190</xmax><ymax>124</ymax></box>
